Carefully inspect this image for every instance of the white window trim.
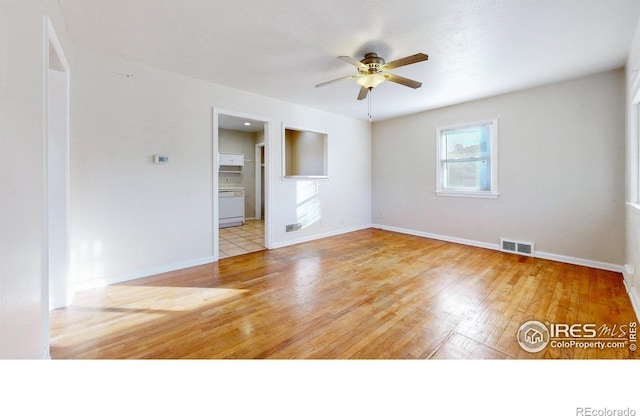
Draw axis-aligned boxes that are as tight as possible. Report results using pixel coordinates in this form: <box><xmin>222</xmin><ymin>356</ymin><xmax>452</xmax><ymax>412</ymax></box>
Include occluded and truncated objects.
<box><xmin>630</xmin><ymin>64</ymin><xmax>640</xmax><ymax>206</ymax></box>
<box><xmin>435</xmin><ymin>117</ymin><xmax>499</xmax><ymax>198</ymax></box>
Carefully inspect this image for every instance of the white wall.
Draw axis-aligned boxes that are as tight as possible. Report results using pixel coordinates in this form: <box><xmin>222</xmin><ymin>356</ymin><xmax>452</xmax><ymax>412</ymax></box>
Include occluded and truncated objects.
<box><xmin>0</xmin><ymin>0</ymin><xmax>72</xmax><ymax>358</ymax></box>
<box><xmin>70</xmin><ymin>50</ymin><xmax>372</xmax><ymax>288</ymax></box>
<box><xmin>373</xmin><ymin>70</ymin><xmax>625</xmax><ymax>267</ymax></box>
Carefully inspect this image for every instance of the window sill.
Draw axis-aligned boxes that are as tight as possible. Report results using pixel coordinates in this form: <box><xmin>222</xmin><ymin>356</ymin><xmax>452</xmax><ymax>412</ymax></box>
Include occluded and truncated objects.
<box><xmin>627</xmin><ymin>202</ymin><xmax>640</xmax><ymax>216</ymax></box>
<box><xmin>283</xmin><ymin>175</ymin><xmax>329</xmax><ymax>180</ymax></box>
<box><xmin>435</xmin><ymin>190</ymin><xmax>499</xmax><ymax>199</ymax></box>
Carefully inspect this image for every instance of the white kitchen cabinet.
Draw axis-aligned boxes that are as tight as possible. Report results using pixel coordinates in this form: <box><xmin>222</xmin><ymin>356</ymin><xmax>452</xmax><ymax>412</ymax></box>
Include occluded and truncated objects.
<box><xmin>219</xmin><ymin>152</ymin><xmax>244</xmax><ymax>167</ymax></box>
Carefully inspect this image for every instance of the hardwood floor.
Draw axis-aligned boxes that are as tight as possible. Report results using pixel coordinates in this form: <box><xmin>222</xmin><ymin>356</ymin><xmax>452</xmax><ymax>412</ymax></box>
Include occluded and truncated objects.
<box><xmin>50</xmin><ymin>228</ymin><xmax>638</xmax><ymax>359</ymax></box>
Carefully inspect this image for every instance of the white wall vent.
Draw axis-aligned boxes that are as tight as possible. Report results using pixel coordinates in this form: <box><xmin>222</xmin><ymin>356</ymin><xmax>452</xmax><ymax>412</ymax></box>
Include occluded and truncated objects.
<box><xmin>500</xmin><ymin>238</ymin><xmax>535</xmax><ymax>257</ymax></box>
<box><xmin>286</xmin><ymin>223</ymin><xmax>302</xmax><ymax>233</ymax></box>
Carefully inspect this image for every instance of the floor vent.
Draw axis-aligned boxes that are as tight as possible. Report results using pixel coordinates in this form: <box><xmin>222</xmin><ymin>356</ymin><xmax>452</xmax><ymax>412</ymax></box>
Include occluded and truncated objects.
<box><xmin>500</xmin><ymin>238</ymin><xmax>535</xmax><ymax>257</ymax></box>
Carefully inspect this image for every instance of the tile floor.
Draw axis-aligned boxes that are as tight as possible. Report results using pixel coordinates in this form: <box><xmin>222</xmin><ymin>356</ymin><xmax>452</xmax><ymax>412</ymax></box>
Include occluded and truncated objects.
<box><xmin>219</xmin><ymin>220</ymin><xmax>265</xmax><ymax>259</ymax></box>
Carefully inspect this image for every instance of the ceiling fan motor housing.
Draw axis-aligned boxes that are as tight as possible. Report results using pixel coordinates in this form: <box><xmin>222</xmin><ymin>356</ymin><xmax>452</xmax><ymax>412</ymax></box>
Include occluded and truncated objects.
<box><xmin>360</xmin><ymin>52</ymin><xmax>385</xmax><ymax>74</ymax></box>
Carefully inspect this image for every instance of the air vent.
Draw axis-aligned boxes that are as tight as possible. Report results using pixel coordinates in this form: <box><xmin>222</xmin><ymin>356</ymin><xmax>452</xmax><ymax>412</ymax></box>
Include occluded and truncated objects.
<box><xmin>502</xmin><ymin>240</ymin><xmax>516</xmax><ymax>252</ymax></box>
<box><xmin>286</xmin><ymin>223</ymin><xmax>302</xmax><ymax>233</ymax></box>
<box><xmin>500</xmin><ymin>238</ymin><xmax>535</xmax><ymax>257</ymax></box>
<box><xmin>517</xmin><ymin>243</ymin><xmax>532</xmax><ymax>255</ymax></box>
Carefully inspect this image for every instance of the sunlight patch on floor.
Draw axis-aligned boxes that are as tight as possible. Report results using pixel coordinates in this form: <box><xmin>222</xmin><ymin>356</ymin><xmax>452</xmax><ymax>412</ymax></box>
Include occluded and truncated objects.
<box><xmin>50</xmin><ymin>285</ymin><xmax>248</xmax><ymax>349</ymax></box>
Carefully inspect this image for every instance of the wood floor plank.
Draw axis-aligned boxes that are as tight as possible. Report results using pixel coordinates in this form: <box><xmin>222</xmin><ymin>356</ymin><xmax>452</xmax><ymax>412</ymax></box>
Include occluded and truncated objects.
<box><xmin>49</xmin><ymin>229</ymin><xmax>639</xmax><ymax>359</ymax></box>
<box><xmin>431</xmin><ymin>332</ymin><xmax>513</xmax><ymax>359</ymax></box>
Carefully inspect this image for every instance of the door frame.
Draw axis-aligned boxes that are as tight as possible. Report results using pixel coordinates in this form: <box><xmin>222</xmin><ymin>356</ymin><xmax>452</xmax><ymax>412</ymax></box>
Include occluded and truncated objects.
<box><xmin>255</xmin><ymin>142</ymin><xmax>265</xmax><ymax>220</ymax></box>
<box><xmin>43</xmin><ymin>16</ymin><xmax>71</xmax><ymax>355</ymax></box>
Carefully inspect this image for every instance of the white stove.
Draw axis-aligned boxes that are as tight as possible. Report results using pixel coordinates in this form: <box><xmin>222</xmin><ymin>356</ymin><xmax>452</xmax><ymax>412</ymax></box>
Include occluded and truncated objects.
<box><xmin>219</xmin><ymin>186</ymin><xmax>245</xmax><ymax>228</ymax></box>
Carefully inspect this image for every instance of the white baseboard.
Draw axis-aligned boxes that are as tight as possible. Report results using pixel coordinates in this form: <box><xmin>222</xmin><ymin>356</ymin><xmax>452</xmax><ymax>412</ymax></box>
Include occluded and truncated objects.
<box><xmin>72</xmin><ymin>256</ymin><xmax>216</xmax><ymax>292</ymax></box>
<box><xmin>373</xmin><ymin>223</ymin><xmax>500</xmax><ymax>251</ymax></box>
<box><xmin>271</xmin><ymin>224</ymin><xmax>372</xmax><ymax>250</ymax></box>
<box><xmin>372</xmin><ymin>223</ymin><xmax>623</xmax><ymax>273</ymax></box>
<box><xmin>534</xmin><ymin>251</ymin><xmax>623</xmax><ymax>273</ymax></box>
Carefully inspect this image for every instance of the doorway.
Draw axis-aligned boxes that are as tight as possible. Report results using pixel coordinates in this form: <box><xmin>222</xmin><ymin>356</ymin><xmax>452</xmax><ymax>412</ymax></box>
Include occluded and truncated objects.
<box><xmin>213</xmin><ymin>110</ymin><xmax>270</xmax><ymax>260</ymax></box>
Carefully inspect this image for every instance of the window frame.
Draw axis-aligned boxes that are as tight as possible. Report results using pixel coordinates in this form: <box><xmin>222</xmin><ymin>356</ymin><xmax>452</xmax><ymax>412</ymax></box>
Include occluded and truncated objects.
<box><xmin>435</xmin><ymin>117</ymin><xmax>499</xmax><ymax>198</ymax></box>
<box><xmin>627</xmin><ymin>67</ymin><xmax>640</xmax><ymax>215</ymax></box>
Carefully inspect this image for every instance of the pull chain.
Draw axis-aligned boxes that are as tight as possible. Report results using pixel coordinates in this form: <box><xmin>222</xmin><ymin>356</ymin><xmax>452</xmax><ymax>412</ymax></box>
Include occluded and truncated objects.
<box><xmin>368</xmin><ymin>87</ymin><xmax>373</xmax><ymax>122</ymax></box>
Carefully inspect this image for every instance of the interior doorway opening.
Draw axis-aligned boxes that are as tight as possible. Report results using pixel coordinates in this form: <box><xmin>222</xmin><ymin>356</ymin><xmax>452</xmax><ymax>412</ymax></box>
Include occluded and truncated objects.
<box><xmin>214</xmin><ymin>110</ymin><xmax>270</xmax><ymax>260</ymax></box>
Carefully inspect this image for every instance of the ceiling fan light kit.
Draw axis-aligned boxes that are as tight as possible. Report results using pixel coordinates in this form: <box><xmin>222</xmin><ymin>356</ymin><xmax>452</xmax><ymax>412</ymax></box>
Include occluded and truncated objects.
<box><xmin>356</xmin><ymin>73</ymin><xmax>386</xmax><ymax>89</ymax></box>
<box><xmin>316</xmin><ymin>51</ymin><xmax>428</xmax><ymax>121</ymax></box>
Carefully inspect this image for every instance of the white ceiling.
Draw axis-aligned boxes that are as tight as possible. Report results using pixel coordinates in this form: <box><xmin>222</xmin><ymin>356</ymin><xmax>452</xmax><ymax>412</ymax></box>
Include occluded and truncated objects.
<box><xmin>58</xmin><ymin>0</ymin><xmax>640</xmax><ymax>122</ymax></box>
<box><xmin>218</xmin><ymin>114</ymin><xmax>265</xmax><ymax>132</ymax></box>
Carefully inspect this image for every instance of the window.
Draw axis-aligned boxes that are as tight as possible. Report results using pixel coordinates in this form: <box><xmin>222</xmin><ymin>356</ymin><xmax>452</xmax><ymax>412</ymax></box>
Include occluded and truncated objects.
<box><xmin>632</xmin><ymin>82</ymin><xmax>640</xmax><ymax>206</ymax></box>
<box><xmin>436</xmin><ymin>118</ymin><xmax>498</xmax><ymax>198</ymax></box>
<box><xmin>627</xmin><ymin>73</ymin><xmax>640</xmax><ymax>214</ymax></box>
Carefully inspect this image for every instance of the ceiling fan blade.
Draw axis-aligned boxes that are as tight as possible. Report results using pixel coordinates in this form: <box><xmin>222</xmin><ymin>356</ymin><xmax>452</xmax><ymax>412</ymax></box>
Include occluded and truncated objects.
<box><xmin>315</xmin><ymin>74</ymin><xmax>358</xmax><ymax>88</ymax></box>
<box><xmin>382</xmin><ymin>53</ymin><xmax>429</xmax><ymax>71</ymax></box>
<box><xmin>357</xmin><ymin>86</ymin><xmax>369</xmax><ymax>100</ymax></box>
<box><xmin>384</xmin><ymin>73</ymin><xmax>422</xmax><ymax>89</ymax></box>
<box><xmin>338</xmin><ymin>55</ymin><xmax>367</xmax><ymax>70</ymax></box>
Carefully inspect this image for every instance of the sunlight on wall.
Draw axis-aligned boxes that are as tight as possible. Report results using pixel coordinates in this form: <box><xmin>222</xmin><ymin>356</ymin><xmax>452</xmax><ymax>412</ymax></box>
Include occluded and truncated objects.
<box><xmin>296</xmin><ymin>180</ymin><xmax>321</xmax><ymax>229</ymax></box>
<box><xmin>70</xmin><ymin>240</ymin><xmax>105</xmax><ymax>286</ymax></box>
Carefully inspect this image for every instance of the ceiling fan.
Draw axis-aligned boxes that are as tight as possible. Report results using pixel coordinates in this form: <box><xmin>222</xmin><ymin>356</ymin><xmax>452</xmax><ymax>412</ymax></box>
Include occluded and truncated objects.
<box><xmin>315</xmin><ymin>52</ymin><xmax>429</xmax><ymax>100</ymax></box>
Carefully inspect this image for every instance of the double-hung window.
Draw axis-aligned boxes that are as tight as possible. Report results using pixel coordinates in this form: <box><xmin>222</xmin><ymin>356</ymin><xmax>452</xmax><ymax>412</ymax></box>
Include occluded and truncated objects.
<box><xmin>436</xmin><ymin>118</ymin><xmax>498</xmax><ymax>198</ymax></box>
